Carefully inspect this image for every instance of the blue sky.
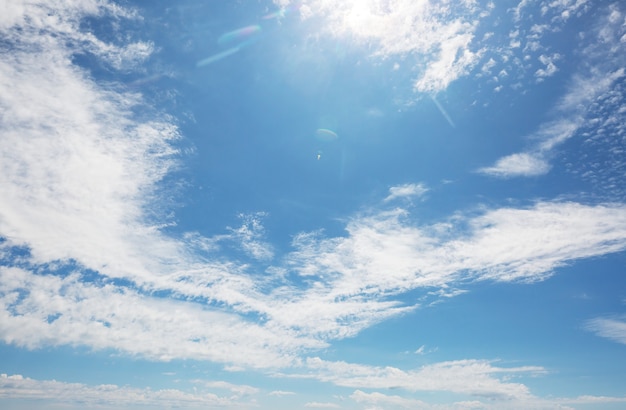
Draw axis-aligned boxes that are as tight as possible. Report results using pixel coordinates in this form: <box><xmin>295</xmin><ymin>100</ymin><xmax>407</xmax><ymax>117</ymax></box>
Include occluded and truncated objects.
<box><xmin>1</xmin><ymin>0</ymin><xmax>626</xmax><ymax>408</ymax></box>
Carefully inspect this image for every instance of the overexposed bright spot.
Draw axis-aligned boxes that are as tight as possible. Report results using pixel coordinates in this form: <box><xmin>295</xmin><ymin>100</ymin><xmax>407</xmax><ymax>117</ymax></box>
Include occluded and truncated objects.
<box><xmin>280</xmin><ymin>0</ymin><xmax>485</xmax><ymax>93</ymax></box>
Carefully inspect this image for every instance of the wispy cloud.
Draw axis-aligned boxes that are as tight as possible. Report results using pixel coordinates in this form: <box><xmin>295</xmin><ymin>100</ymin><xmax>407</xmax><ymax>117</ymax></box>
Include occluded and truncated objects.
<box><xmin>478</xmin><ymin>67</ymin><xmax>624</xmax><ymax>177</ymax></box>
<box><xmin>4</xmin><ymin>198</ymin><xmax>626</xmax><ymax>378</ymax></box>
<box><xmin>384</xmin><ymin>183</ymin><xmax>429</xmax><ymax>202</ymax></box>
<box><xmin>3</xmin><ymin>371</ymin><xmax>624</xmax><ymax>410</ymax></box>
<box><xmin>350</xmin><ymin>389</ymin><xmax>626</xmax><ymax>410</ymax></box>
<box><xmin>304</xmin><ymin>402</ymin><xmax>341</xmax><ymax>408</ymax></box>
<box><xmin>3</xmin><ymin>1</ymin><xmax>626</xmax><ymax>408</ymax></box>
<box><xmin>195</xmin><ymin>380</ymin><xmax>260</xmax><ymax>396</ymax></box>
<box><xmin>479</xmin><ymin>5</ymin><xmax>626</xmax><ymax>178</ymax></box>
<box><xmin>4</xmin><ymin>187</ymin><xmax>626</xmax><ymax>370</ymax></box>
<box><xmin>302</xmin><ymin>357</ymin><xmax>542</xmax><ymax>400</ymax></box>
<box><xmin>0</xmin><ymin>266</ymin><xmax>318</xmax><ymax>368</ymax></box>
<box><xmin>0</xmin><ymin>373</ymin><xmax>246</xmax><ymax>409</ymax></box>
<box><xmin>284</xmin><ymin>201</ymin><xmax>626</xmax><ymax>298</ymax></box>
<box><xmin>585</xmin><ymin>316</ymin><xmax>626</xmax><ymax>345</ymax></box>
<box><xmin>0</xmin><ymin>0</ymin><xmax>186</xmax><ymax>283</ymax></box>
<box><xmin>226</xmin><ymin>213</ymin><xmax>275</xmax><ymax>260</ymax></box>
<box><xmin>268</xmin><ymin>390</ymin><xmax>296</xmax><ymax>397</ymax></box>
<box><xmin>477</xmin><ymin>153</ymin><xmax>551</xmax><ymax>177</ymax></box>
<box><xmin>187</xmin><ymin>213</ymin><xmax>275</xmax><ymax>261</ymax></box>
<box><xmin>350</xmin><ymin>390</ymin><xmax>429</xmax><ymax>409</ymax></box>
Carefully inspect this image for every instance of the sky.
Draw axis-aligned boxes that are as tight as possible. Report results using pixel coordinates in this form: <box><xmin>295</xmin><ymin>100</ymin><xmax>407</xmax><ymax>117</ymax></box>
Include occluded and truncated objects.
<box><xmin>1</xmin><ymin>0</ymin><xmax>626</xmax><ymax>409</ymax></box>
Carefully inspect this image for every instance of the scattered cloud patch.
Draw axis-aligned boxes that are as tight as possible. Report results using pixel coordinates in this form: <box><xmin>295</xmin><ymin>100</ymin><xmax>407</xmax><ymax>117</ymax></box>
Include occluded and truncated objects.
<box><xmin>535</xmin><ymin>53</ymin><xmax>561</xmax><ymax>79</ymax></box>
<box><xmin>479</xmin><ymin>51</ymin><xmax>624</xmax><ymax>178</ymax></box>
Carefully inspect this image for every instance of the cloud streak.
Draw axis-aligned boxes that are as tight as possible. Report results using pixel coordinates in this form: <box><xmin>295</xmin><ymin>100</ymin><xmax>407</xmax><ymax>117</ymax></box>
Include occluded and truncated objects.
<box><xmin>0</xmin><ymin>373</ymin><xmax>247</xmax><ymax>409</ymax></box>
<box><xmin>585</xmin><ymin>316</ymin><xmax>626</xmax><ymax>345</ymax></box>
<box><xmin>302</xmin><ymin>357</ymin><xmax>542</xmax><ymax>400</ymax></box>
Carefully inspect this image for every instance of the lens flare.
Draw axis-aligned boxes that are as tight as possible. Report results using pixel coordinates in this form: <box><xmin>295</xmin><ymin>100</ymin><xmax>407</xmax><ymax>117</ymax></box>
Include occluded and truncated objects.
<box><xmin>196</xmin><ymin>47</ymin><xmax>240</xmax><ymax>67</ymax></box>
<box><xmin>217</xmin><ymin>25</ymin><xmax>262</xmax><ymax>46</ymax></box>
<box><xmin>315</xmin><ymin>128</ymin><xmax>338</xmax><ymax>141</ymax></box>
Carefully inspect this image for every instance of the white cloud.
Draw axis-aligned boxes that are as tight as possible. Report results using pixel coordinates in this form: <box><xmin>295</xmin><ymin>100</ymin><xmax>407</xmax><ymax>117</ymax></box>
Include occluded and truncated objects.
<box><xmin>181</xmin><ymin>200</ymin><xmax>626</xmax><ymax>346</ymax></box>
<box><xmin>565</xmin><ymin>395</ymin><xmax>626</xmax><ymax>405</ymax></box>
<box><xmin>0</xmin><ymin>373</ymin><xmax>245</xmax><ymax>409</ymax></box>
<box><xmin>227</xmin><ymin>213</ymin><xmax>275</xmax><ymax>260</ymax></box>
<box><xmin>449</xmin><ymin>202</ymin><xmax>626</xmax><ymax>282</ymax></box>
<box><xmin>478</xmin><ymin>152</ymin><xmax>550</xmax><ymax>177</ymax></box>
<box><xmin>479</xmin><ymin>65</ymin><xmax>624</xmax><ymax>178</ymax></box>
<box><xmin>268</xmin><ymin>390</ymin><xmax>296</xmax><ymax>396</ymax></box>
<box><xmin>0</xmin><ymin>0</ymin><xmax>187</xmax><ymax>284</ymax></box>
<box><xmin>195</xmin><ymin>380</ymin><xmax>260</xmax><ymax>396</ymax></box>
<box><xmin>3</xmin><ymin>2</ymin><xmax>626</xmax><ymax>407</ymax></box>
<box><xmin>3</xmin><ymin>197</ymin><xmax>626</xmax><ymax>378</ymax></box>
<box><xmin>303</xmin><ymin>357</ymin><xmax>542</xmax><ymax>400</ymax></box>
<box><xmin>481</xmin><ymin>57</ymin><xmax>497</xmax><ymax>74</ymax></box>
<box><xmin>585</xmin><ymin>316</ymin><xmax>626</xmax><ymax>344</ymax></box>
<box><xmin>305</xmin><ymin>402</ymin><xmax>341</xmax><ymax>408</ymax></box>
<box><xmin>535</xmin><ymin>53</ymin><xmax>561</xmax><ymax>78</ymax></box>
<box><xmin>350</xmin><ymin>389</ymin><xmax>626</xmax><ymax>410</ymax></box>
<box><xmin>351</xmin><ymin>390</ymin><xmax>429</xmax><ymax>409</ymax></box>
<box><xmin>0</xmin><ymin>266</ymin><xmax>320</xmax><ymax>369</ymax></box>
<box><xmin>540</xmin><ymin>0</ymin><xmax>591</xmax><ymax>23</ymax></box>
<box><xmin>283</xmin><ymin>201</ymin><xmax>626</xmax><ymax>309</ymax></box>
<box><xmin>191</xmin><ymin>213</ymin><xmax>274</xmax><ymax>261</ymax></box>
<box><xmin>384</xmin><ymin>183</ymin><xmax>429</xmax><ymax>202</ymax></box>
